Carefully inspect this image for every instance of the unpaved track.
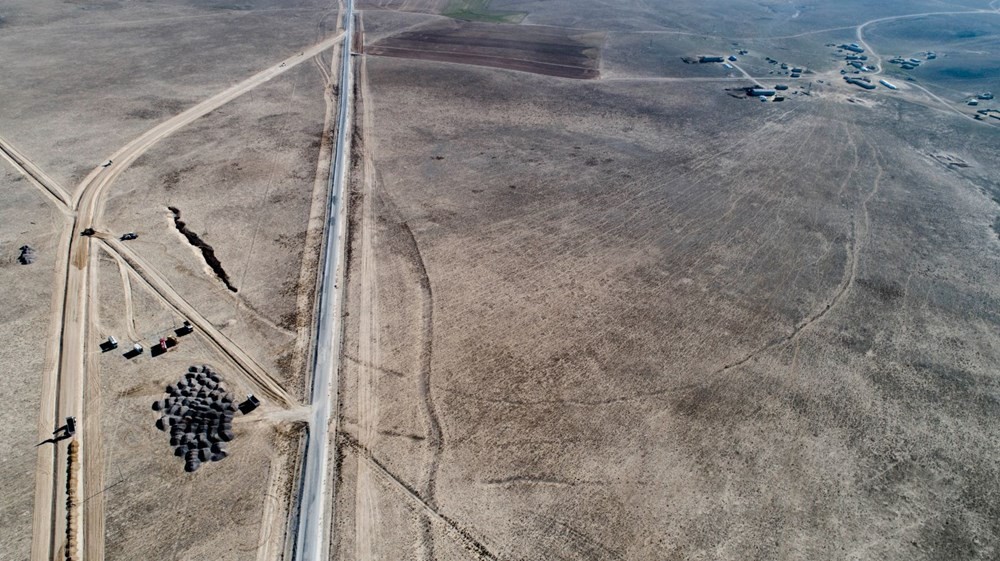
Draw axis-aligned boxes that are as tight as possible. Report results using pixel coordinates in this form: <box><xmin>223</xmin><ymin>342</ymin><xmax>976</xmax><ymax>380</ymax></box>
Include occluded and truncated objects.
<box><xmin>103</xmin><ymin>247</ymin><xmax>142</xmax><ymax>343</ymax></box>
<box><xmin>0</xmin><ymin>135</ymin><xmax>72</xmax><ymax>209</ymax></box>
<box><xmin>852</xmin><ymin>9</ymin><xmax>997</xmax><ymax>119</ymax></box>
<box><xmin>30</xmin><ymin>32</ymin><xmax>343</xmax><ymax>561</ymax></box>
<box><xmin>104</xmin><ymin>238</ymin><xmax>295</xmax><ymax>406</ymax></box>
<box><xmin>355</xmin><ymin>18</ymin><xmax>382</xmax><ymax>557</ymax></box>
<box><xmin>82</xmin><ymin>260</ymin><xmax>105</xmax><ymax>561</ymax></box>
<box><xmin>341</xmin><ymin>436</ymin><xmax>499</xmax><ymax>561</ymax></box>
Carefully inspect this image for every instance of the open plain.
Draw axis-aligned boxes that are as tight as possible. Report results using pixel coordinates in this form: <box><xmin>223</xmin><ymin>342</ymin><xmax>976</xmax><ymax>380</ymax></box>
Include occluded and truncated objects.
<box><xmin>1</xmin><ymin>0</ymin><xmax>999</xmax><ymax>560</ymax></box>
<box><xmin>334</xmin><ymin>1</ymin><xmax>1000</xmax><ymax>560</ymax></box>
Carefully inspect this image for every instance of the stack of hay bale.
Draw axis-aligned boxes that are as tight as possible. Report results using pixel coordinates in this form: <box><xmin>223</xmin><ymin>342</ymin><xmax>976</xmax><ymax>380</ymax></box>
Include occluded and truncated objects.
<box><xmin>153</xmin><ymin>365</ymin><xmax>237</xmax><ymax>472</ymax></box>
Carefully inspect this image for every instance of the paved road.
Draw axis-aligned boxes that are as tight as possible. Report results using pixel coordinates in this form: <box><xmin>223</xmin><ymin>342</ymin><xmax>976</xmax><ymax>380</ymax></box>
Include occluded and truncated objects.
<box><xmin>294</xmin><ymin>1</ymin><xmax>354</xmax><ymax>560</ymax></box>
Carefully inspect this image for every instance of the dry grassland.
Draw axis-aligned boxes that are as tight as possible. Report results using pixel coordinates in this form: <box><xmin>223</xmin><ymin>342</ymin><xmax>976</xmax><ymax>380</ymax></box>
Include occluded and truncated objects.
<box><xmin>102</xmin><ymin>63</ymin><xmax>330</xmax><ymax>399</ymax></box>
<box><xmin>332</xmin><ymin>50</ymin><xmax>1000</xmax><ymax>560</ymax></box>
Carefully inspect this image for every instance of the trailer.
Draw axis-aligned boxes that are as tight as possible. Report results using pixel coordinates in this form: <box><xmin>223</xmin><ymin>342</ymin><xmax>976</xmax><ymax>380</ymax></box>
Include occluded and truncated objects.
<box><xmin>239</xmin><ymin>394</ymin><xmax>261</xmax><ymax>414</ymax></box>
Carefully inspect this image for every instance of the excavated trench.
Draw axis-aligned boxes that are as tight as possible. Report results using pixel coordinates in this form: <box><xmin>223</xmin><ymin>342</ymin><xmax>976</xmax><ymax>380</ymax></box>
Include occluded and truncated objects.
<box><xmin>167</xmin><ymin>207</ymin><xmax>238</xmax><ymax>292</ymax></box>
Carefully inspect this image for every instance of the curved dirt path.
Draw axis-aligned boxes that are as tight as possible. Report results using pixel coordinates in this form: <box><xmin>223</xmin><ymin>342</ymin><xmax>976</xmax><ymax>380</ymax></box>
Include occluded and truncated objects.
<box><xmin>102</xmin><ymin>247</ymin><xmax>142</xmax><ymax>343</ymax></box>
<box><xmin>852</xmin><ymin>9</ymin><xmax>997</xmax><ymax>119</ymax></box>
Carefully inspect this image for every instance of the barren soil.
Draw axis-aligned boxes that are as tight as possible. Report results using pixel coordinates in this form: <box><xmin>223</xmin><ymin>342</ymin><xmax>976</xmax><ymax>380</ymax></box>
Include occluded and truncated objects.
<box><xmin>332</xmin><ymin>27</ymin><xmax>1000</xmax><ymax>561</ymax></box>
<box><xmin>368</xmin><ymin>18</ymin><xmax>604</xmax><ymax>79</ymax></box>
<box><xmin>102</xmin><ymin>62</ymin><xmax>331</xmax><ymax>400</ymax></box>
<box><xmin>92</xmin><ymin>249</ymin><xmax>304</xmax><ymax>560</ymax></box>
<box><xmin>0</xmin><ymin>0</ymin><xmax>340</xmax><ymax>189</ymax></box>
<box><xmin>0</xmin><ymin>166</ymin><xmax>66</xmax><ymax>561</ymax></box>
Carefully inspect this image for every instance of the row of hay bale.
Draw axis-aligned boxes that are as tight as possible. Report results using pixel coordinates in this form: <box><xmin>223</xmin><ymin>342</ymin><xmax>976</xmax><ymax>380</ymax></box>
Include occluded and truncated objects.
<box><xmin>154</xmin><ymin>365</ymin><xmax>236</xmax><ymax>472</ymax></box>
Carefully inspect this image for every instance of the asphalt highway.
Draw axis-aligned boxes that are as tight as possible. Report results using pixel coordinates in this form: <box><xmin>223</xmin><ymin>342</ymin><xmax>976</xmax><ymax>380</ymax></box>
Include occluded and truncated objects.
<box><xmin>294</xmin><ymin>1</ymin><xmax>354</xmax><ymax>559</ymax></box>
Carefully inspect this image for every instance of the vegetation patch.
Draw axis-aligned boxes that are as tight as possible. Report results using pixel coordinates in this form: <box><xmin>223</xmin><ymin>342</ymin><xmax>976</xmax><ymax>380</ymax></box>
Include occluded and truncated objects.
<box><xmin>443</xmin><ymin>0</ymin><xmax>526</xmax><ymax>24</ymax></box>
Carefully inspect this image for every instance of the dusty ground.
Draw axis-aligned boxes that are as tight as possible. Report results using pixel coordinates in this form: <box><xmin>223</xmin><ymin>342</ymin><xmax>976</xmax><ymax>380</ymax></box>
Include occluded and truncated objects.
<box><xmin>2</xmin><ymin>0</ymin><xmax>999</xmax><ymax>559</ymax></box>
<box><xmin>367</xmin><ymin>18</ymin><xmax>604</xmax><ymax>78</ymax></box>
<box><xmin>0</xmin><ymin>0</ymin><xmax>340</xmax><ymax>189</ymax></box>
<box><xmin>102</xmin><ymin>61</ymin><xmax>330</xmax><ymax>399</ymax></box>
<box><xmin>0</xmin><ymin>165</ymin><xmax>67</xmax><ymax>560</ymax></box>
<box><xmin>333</xmin><ymin>2</ymin><xmax>1000</xmax><ymax>560</ymax></box>
<box><xmin>92</xmin><ymin>248</ymin><xmax>304</xmax><ymax>560</ymax></box>
<box><xmin>0</xmin><ymin>1</ymin><xmax>339</xmax><ymax>559</ymax></box>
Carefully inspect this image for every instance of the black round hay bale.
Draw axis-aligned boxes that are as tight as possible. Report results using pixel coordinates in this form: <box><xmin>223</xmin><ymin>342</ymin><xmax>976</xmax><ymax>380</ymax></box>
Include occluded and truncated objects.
<box><xmin>174</xmin><ymin>445</ymin><xmax>188</xmax><ymax>457</ymax></box>
<box><xmin>155</xmin><ymin>417</ymin><xmax>167</xmax><ymax>431</ymax></box>
<box><xmin>152</xmin><ymin>400</ymin><xmax>162</xmax><ymax>411</ymax></box>
<box><xmin>198</xmin><ymin>448</ymin><xmax>209</xmax><ymax>462</ymax></box>
<box><xmin>210</xmin><ymin>450</ymin><xmax>228</xmax><ymax>462</ymax></box>
<box><xmin>210</xmin><ymin>442</ymin><xmax>225</xmax><ymax>453</ymax></box>
<box><xmin>184</xmin><ymin>460</ymin><xmax>200</xmax><ymax>472</ymax></box>
<box><xmin>220</xmin><ymin>429</ymin><xmax>234</xmax><ymax>442</ymax></box>
<box><xmin>209</xmin><ymin>373</ymin><xmax>221</xmax><ymax>383</ymax></box>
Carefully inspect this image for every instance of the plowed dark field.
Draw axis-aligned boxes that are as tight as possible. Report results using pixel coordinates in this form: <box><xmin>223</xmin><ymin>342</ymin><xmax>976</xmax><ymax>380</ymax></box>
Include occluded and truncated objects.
<box><xmin>366</xmin><ymin>19</ymin><xmax>603</xmax><ymax>79</ymax></box>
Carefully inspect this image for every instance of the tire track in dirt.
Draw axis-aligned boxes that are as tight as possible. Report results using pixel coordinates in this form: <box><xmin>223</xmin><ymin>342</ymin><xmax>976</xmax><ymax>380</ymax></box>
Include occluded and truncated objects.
<box><xmin>102</xmin><ymin>246</ymin><xmax>141</xmax><ymax>343</ymax></box>
<box><xmin>33</xmin><ymin>35</ymin><xmax>342</xmax><ymax>561</ymax></box>
<box><xmin>356</xmin><ymin>30</ymin><xmax>443</xmax><ymax>557</ymax></box>
<box><xmin>355</xmin><ymin>18</ymin><xmax>383</xmax><ymax>557</ymax></box>
<box><xmin>339</xmin><ymin>433</ymin><xmax>499</xmax><ymax>561</ymax></box>
<box><xmin>398</xmin><ymin>216</ymin><xmax>441</xmax><ymax>561</ymax></box>
<box><xmin>716</xmin><ymin>122</ymin><xmax>885</xmax><ymax>374</ymax></box>
<box><xmin>102</xmin><ymin>238</ymin><xmax>295</xmax><ymax>407</ymax></box>
<box><xmin>81</xmin><ymin>252</ymin><xmax>105</xmax><ymax>561</ymax></box>
<box><xmin>0</xmin><ymin>135</ymin><xmax>72</xmax><ymax>210</ymax></box>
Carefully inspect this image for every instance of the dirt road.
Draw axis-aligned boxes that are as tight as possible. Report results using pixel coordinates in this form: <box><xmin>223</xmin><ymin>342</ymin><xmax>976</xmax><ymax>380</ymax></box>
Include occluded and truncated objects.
<box><xmin>295</xmin><ymin>1</ymin><xmax>354</xmax><ymax>558</ymax></box>
<box><xmin>355</xmin><ymin>17</ymin><xmax>382</xmax><ymax>558</ymax></box>
<box><xmin>29</xmin><ymin>31</ymin><xmax>344</xmax><ymax>561</ymax></box>
<box><xmin>0</xmin><ymin>135</ymin><xmax>71</xmax><ymax>209</ymax></box>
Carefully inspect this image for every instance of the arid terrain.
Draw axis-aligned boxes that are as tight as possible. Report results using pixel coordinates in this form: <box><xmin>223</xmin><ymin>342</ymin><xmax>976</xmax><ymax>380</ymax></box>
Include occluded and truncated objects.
<box><xmin>1</xmin><ymin>0</ymin><xmax>999</xmax><ymax>560</ymax></box>
<box><xmin>1</xmin><ymin>1</ymin><xmax>343</xmax><ymax>560</ymax></box>
<box><xmin>334</xmin><ymin>1</ymin><xmax>1000</xmax><ymax>561</ymax></box>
